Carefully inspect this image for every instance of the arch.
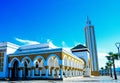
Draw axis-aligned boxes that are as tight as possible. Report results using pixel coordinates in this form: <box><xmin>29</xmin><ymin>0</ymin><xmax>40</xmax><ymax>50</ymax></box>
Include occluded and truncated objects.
<box><xmin>46</xmin><ymin>54</ymin><xmax>60</xmax><ymax>65</ymax></box>
<box><xmin>63</xmin><ymin>54</ymin><xmax>67</xmax><ymax>60</ymax></box>
<box><xmin>48</xmin><ymin>56</ymin><xmax>59</xmax><ymax>67</ymax></box>
<box><xmin>47</xmin><ymin>54</ymin><xmax>60</xmax><ymax>77</ymax></box>
<box><xmin>63</xmin><ymin>55</ymin><xmax>68</xmax><ymax>66</ymax></box>
<box><xmin>21</xmin><ymin>57</ymin><xmax>32</xmax><ymax>77</ymax></box>
<box><xmin>9</xmin><ymin>57</ymin><xmax>20</xmax><ymax>67</ymax></box>
<box><xmin>33</xmin><ymin>55</ymin><xmax>45</xmax><ymax>66</ymax></box>
<box><xmin>21</xmin><ymin>56</ymin><xmax>32</xmax><ymax>67</ymax></box>
<box><xmin>33</xmin><ymin>55</ymin><xmax>46</xmax><ymax>76</ymax></box>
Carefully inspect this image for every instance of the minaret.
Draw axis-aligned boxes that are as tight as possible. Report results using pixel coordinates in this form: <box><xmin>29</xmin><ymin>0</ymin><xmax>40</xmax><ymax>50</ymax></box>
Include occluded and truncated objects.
<box><xmin>84</xmin><ymin>17</ymin><xmax>99</xmax><ymax>75</ymax></box>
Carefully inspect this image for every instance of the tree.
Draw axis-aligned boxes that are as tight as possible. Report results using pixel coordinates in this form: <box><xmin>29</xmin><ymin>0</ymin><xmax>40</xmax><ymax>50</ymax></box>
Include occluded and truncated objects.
<box><xmin>107</xmin><ymin>52</ymin><xmax>119</xmax><ymax>80</ymax></box>
<box><xmin>106</xmin><ymin>61</ymin><xmax>113</xmax><ymax>77</ymax></box>
<box><xmin>100</xmin><ymin>67</ymin><xmax>104</xmax><ymax>76</ymax></box>
<box><xmin>105</xmin><ymin>65</ymin><xmax>108</xmax><ymax>76</ymax></box>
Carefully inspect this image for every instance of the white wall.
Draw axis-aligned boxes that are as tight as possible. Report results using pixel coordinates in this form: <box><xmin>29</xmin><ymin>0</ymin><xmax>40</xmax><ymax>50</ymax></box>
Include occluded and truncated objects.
<box><xmin>72</xmin><ymin>51</ymin><xmax>91</xmax><ymax>76</ymax></box>
<box><xmin>0</xmin><ymin>42</ymin><xmax>18</xmax><ymax>78</ymax></box>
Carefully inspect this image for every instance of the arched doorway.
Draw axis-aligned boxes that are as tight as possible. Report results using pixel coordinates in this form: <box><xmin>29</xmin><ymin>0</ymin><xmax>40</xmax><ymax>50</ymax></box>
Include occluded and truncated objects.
<box><xmin>12</xmin><ymin>60</ymin><xmax>19</xmax><ymax>78</ymax></box>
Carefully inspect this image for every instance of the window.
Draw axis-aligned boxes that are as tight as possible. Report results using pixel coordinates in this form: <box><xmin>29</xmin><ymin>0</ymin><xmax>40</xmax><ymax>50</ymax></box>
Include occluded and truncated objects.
<box><xmin>0</xmin><ymin>51</ymin><xmax>4</xmax><ymax>72</ymax></box>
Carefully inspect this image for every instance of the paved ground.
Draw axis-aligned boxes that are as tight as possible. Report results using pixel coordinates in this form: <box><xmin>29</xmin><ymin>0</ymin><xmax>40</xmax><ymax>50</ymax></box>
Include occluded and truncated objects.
<box><xmin>0</xmin><ymin>76</ymin><xmax>120</xmax><ymax>83</ymax></box>
<box><xmin>63</xmin><ymin>76</ymin><xmax>120</xmax><ymax>83</ymax></box>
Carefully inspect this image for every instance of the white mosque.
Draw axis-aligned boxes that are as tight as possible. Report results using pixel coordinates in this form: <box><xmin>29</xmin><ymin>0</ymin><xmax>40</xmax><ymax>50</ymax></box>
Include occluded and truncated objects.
<box><xmin>0</xmin><ymin>18</ymin><xmax>99</xmax><ymax>80</ymax></box>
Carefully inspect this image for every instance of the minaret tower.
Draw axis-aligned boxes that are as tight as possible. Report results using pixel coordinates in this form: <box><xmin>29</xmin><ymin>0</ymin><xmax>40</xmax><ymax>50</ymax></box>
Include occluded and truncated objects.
<box><xmin>84</xmin><ymin>17</ymin><xmax>99</xmax><ymax>75</ymax></box>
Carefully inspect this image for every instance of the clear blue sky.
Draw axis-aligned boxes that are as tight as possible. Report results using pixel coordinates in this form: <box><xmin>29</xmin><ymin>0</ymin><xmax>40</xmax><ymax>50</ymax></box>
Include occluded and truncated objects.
<box><xmin>0</xmin><ymin>0</ymin><xmax>120</xmax><ymax>68</ymax></box>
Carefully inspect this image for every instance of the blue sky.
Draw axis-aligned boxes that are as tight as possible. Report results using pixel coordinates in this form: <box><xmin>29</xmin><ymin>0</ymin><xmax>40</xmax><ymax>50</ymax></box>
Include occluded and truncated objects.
<box><xmin>0</xmin><ymin>0</ymin><xmax>120</xmax><ymax>69</ymax></box>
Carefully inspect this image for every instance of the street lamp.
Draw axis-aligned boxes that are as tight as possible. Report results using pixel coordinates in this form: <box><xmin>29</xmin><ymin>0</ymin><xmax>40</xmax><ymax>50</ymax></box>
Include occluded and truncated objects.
<box><xmin>115</xmin><ymin>42</ymin><xmax>120</xmax><ymax>59</ymax></box>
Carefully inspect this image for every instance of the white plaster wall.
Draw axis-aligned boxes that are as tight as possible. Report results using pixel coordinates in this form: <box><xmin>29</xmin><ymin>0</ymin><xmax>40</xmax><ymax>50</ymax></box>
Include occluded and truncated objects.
<box><xmin>6</xmin><ymin>47</ymin><xmax>18</xmax><ymax>54</ymax></box>
<box><xmin>72</xmin><ymin>51</ymin><xmax>91</xmax><ymax>76</ymax></box>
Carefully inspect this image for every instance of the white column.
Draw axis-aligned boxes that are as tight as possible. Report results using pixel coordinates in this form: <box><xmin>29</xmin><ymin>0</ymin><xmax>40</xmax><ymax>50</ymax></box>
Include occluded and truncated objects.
<box><xmin>75</xmin><ymin>70</ymin><xmax>77</xmax><ymax>76</ymax></box>
<box><xmin>28</xmin><ymin>70</ymin><xmax>31</xmax><ymax>77</ymax></box>
<box><xmin>60</xmin><ymin>68</ymin><xmax>63</xmax><ymax>78</ymax></box>
<box><xmin>74</xmin><ymin>70</ymin><xmax>75</xmax><ymax>76</ymax></box>
<box><xmin>19</xmin><ymin>69</ymin><xmax>22</xmax><ymax>78</ymax></box>
<box><xmin>75</xmin><ymin>70</ymin><xmax>76</xmax><ymax>76</ymax></box>
<box><xmin>32</xmin><ymin>69</ymin><xmax>34</xmax><ymax>78</ymax></box>
<box><xmin>81</xmin><ymin>71</ymin><xmax>83</xmax><ymax>76</ymax></box>
<box><xmin>65</xmin><ymin>69</ymin><xmax>68</xmax><ymax>77</ymax></box>
<box><xmin>72</xmin><ymin>70</ymin><xmax>74</xmax><ymax>77</ymax></box>
<box><xmin>69</xmin><ymin>70</ymin><xmax>71</xmax><ymax>77</ymax></box>
<box><xmin>78</xmin><ymin>70</ymin><xmax>79</xmax><ymax>76</ymax></box>
<box><xmin>76</xmin><ymin>70</ymin><xmax>77</xmax><ymax>76</ymax></box>
<box><xmin>70</xmin><ymin>70</ymin><xmax>72</xmax><ymax>77</ymax></box>
<box><xmin>40</xmin><ymin>70</ymin><xmax>41</xmax><ymax>77</ymax></box>
<box><xmin>74</xmin><ymin>70</ymin><xmax>76</xmax><ymax>76</ymax></box>
<box><xmin>46</xmin><ymin>69</ymin><xmax>49</xmax><ymax>78</ymax></box>
<box><xmin>79</xmin><ymin>71</ymin><xmax>81</xmax><ymax>76</ymax></box>
<box><xmin>73</xmin><ymin>70</ymin><xmax>74</xmax><ymax>76</ymax></box>
<box><xmin>77</xmin><ymin>70</ymin><xmax>78</xmax><ymax>76</ymax></box>
<box><xmin>78</xmin><ymin>71</ymin><xmax>80</xmax><ymax>76</ymax></box>
<box><xmin>57</xmin><ymin>70</ymin><xmax>59</xmax><ymax>77</ymax></box>
<box><xmin>68</xmin><ymin>70</ymin><xmax>70</xmax><ymax>77</ymax></box>
<box><xmin>52</xmin><ymin>69</ymin><xmax>54</xmax><ymax>77</ymax></box>
<box><xmin>76</xmin><ymin>70</ymin><xmax>78</xmax><ymax>76</ymax></box>
<box><xmin>80</xmin><ymin>71</ymin><xmax>81</xmax><ymax>76</ymax></box>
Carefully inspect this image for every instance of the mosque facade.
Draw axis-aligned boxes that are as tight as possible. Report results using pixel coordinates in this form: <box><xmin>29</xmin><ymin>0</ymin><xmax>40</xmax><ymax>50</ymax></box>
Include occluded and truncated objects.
<box><xmin>0</xmin><ymin>42</ymin><xmax>91</xmax><ymax>80</ymax></box>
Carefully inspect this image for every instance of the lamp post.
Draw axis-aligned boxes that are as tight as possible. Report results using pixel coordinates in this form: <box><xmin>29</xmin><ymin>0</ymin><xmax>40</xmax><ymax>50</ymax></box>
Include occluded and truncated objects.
<box><xmin>115</xmin><ymin>42</ymin><xmax>120</xmax><ymax>59</ymax></box>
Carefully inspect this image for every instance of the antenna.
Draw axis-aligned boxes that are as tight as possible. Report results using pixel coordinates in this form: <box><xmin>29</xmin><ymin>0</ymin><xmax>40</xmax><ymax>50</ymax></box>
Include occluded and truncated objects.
<box><xmin>86</xmin><ymin>16</ymin><xmax>91</xmax><ymax>24</ymax></box>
